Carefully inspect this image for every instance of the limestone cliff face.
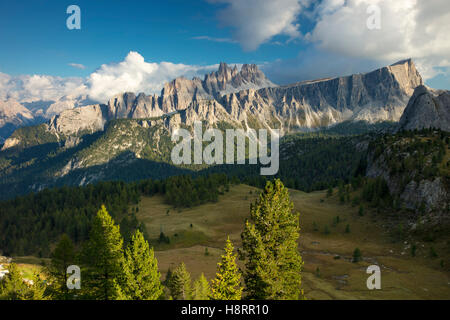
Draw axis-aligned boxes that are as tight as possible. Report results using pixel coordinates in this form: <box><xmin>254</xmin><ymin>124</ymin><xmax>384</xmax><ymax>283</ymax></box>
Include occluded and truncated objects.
<box><xmin>398</xmin><ymin>85</ymin><xmax>450</xmax><ymax>132</ymax></box>
<box><xmin>3</xmin><ymin>59</ymin><xmax>424</xmax><ymax>144</ymax></box>
<box><xmin>48</xmin><ymin>104</ymin><xmax>108</xmax><ymax>136</ymax></box>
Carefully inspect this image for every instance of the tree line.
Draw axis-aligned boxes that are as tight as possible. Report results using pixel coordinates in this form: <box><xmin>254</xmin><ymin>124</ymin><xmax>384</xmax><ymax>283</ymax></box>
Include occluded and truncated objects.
<box><xmin>0</xmin><ymin>174</ymin><xmax>231</xmax><ymax>257</ymax></box>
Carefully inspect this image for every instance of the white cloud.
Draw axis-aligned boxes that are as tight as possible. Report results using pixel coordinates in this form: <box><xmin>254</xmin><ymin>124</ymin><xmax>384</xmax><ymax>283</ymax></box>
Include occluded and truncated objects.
<box><xmin>68</xmin><ymin>63</ymin><xmax>86</xmax><ymax>70</ymax></box>
<box><xmin>305</xmin><ymin>0</ymin><xmax>450</xmax><ymax>79</ymax></box>
<box><xmin>210</xmin><ymin>0</ymin><xmax>305</xmax><ymax>51</ymax></box>
<box><xmin>86</xmin><ymin>51</ymin><xmax>218</xmax><ymax>102</ymax></box>
<box><xmin>192</xmin><ymin>35</ymin><xmax>238</xmax><ymax>43</ymax></box>
<box><xmin>0</xmin><ymin>52</ymin><xmax>218</xmax><ymax>104</ymax></box>
<box><xmin>0</xmin><ymin>72</ymin><xmax>87</xmax><ymax>102</ymax></box>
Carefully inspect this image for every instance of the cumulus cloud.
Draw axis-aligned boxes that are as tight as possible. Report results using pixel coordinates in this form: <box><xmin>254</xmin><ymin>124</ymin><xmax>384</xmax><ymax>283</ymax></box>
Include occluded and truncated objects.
<box><xmin>86</xmin><ymin>51</ymin><xmax>218</xmax><ymax>102</ymax></box>
<box><xmin>305</xmin><ymin>0</ymin><xmax>450</xmax><ymax>79</ymax></box>
<box><xmin>0</xmin><ymin>52</ymin><xmax>218</xmax><ymax>104</ymax></box>
<box><xmin>209</xmin><ymin>0</ymin><xmax>305</xmax><ymax>51</ymax></box>
<box><xmin>0</xmin><ymin>72</ymin><xmax>87</xmax><ymax>102</ymax></box>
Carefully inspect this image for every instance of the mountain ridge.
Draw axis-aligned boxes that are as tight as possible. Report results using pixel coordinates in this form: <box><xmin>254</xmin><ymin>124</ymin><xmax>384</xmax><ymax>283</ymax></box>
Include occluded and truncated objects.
<box><xmin>2</xmin><ymin>58</ymin><xmax>423</xmax><ymax>149</ymax></box>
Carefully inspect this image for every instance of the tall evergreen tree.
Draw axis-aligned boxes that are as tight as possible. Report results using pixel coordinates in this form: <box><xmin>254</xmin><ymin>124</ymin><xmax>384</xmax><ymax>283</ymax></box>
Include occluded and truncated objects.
<box><xmin>122</xmin><ymin>230</ymin><xmax>163</xmax><ymax>300</ymax></box>
<box><xmin>46</xmin><ymin>234</ymin><xmax>76</xmax><ymax>299</ymax></box>
<box><xmin>192</xmin><ymin>273</ymin><xmax>210</xmax><ymax>300</ymax></box>
<box><xmin>210</xmin><ymin>237</ymin><xmax>242</xmax><ymax>300</ymax></box>
<box><xmin>0</xmin><ymin>264</ymin><xmax>47</xmax><ymax>300</ymax></box>
<box><xmin>167</xmin><ymin>262</ymin><xmax>191</xmax><ymax>300</ymax></box>
<box><xmin>240</xmin><ymin>179</ymin><xmax>304</xmax><ymax>300</ymax></box>
<box><xmin>80</xmin><ymin>205</ymin><xmax>127</xmax><ymax>300</ymax></box>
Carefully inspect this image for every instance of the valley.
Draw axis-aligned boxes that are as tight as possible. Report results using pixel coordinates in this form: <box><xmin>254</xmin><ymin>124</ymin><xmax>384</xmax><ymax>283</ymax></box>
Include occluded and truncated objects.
<box><xmin>7</xmin><ymin>184</ymin><xmax>449</xmax><ymax>299</ymax></box>
<box><xmin>144</xmin><ymin>185</ymin><xmax>450</xmax><ymax>300</ymax></box>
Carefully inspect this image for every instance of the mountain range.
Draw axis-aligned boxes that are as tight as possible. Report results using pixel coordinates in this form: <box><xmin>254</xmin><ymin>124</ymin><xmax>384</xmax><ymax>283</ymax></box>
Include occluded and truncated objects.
<box><xmin>0</xmin><ymin>58</ymin><xmax>448</xmax><ymax>200</ymax></box>
<box><xmin>1</xmin><ymin>59</ymin><xmax>427</xmax><ymax>148</ymax></box>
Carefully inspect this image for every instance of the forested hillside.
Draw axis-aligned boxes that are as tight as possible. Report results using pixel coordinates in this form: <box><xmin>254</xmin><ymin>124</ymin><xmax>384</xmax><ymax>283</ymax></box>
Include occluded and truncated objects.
<box><xmin>366</xmin><ymin>128</ymin><xmax>449</xmax><ymax>214</ymax></box>
<box><xmin>0</xmin><ymin>174</ymin><xmax>230</xmax><ymax>257</ymax></box>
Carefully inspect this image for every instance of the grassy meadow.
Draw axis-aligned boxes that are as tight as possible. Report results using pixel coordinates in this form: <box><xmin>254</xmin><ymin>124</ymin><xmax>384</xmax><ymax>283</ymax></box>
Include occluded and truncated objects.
<box><xmin>136</xmin><ymin>184</ymin><xmax>450</xmax><ymax>300</ymax></box>
<box><xmin>9</xmin><ymin>184</ymin><xmax>449</xmax><ymax>299</ymax></box>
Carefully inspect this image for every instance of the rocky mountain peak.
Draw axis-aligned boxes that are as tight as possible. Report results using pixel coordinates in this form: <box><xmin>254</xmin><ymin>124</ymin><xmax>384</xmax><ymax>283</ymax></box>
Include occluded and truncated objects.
<box><xmin>2</xmin><ymin>58</ymin><xmax>430</xmax><ymax>144</ymax></box>
<box><xmin>0</xmin><ymin>99</ymin><xmax>33</xmax><ymax>119</ymax></box>
<box><xmin>387</xmin><ymin>58</ymin><xmax>423</xmax><ymax>96</ymax></box>
<box><xmin>398</xmin><ymin>85</ymin><xmax>450</xmax><ymax>131</ymax></box>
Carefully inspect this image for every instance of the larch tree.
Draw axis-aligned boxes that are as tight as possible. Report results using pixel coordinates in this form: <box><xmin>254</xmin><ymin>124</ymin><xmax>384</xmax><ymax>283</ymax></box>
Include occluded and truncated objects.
<box><xmin>122</xmin><ymin>229</ymin><xmax>163</xmax><ymax>300</ymax></box>
<box><xmin>210</xmin><ymin>237</ymin><xmax>242</xmax><ymax>300</ymax></box>
<box><xmin>0</xmin><ymin>263</ymin><xmax>29</xmax><ymax>300</ymax></box>
<box><xmin>46</xmin><ymin>233</ymin><xmax>76</xmax><ymax>299</ymax></box>
<box><xmin>192</xmin><ymin>273</ymin><xmax>210</xmax><ymax>300</ymax></box>
<box><xmin>240</xmin><ymin>179</ymin><xmax>304</xmax><ymax>300</ymax></box>
<box><xmin>80</xmin><ymin>205</ymin><xmax>127</xmax><ymax>300</ymax></box>
<box><xmin>0</xmin><ymin>263</ymin><xmax>47</xmax><ymax>300</ymax></box>
<box><xmin>168</xmin><ymin>262</ymin><xmax>191</xmax><ymax>300</ymax></box>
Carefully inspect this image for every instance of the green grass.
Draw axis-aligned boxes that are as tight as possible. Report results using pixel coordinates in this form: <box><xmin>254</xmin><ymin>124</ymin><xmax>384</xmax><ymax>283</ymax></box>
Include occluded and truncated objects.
<box><xmin>136</xmin><ymin>184</ymin><xmax>450</xmax><ymax>300</ymax></box>
<box><xmin>2</xmin><ymin>256</ymin><xmax>49</xmax><ymax>280</ymax></box>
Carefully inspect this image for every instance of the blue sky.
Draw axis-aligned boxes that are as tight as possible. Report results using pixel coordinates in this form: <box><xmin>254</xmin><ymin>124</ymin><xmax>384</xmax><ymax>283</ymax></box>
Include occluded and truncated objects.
<box><xmin>0</xmin><ymin>0</ymin><xmax>306</xmax><ymax>77</ymax></box>
<box><xmin>0</xmin><ymin>0</ymin><xmax>449</xmax><ymax>103</ymax></box>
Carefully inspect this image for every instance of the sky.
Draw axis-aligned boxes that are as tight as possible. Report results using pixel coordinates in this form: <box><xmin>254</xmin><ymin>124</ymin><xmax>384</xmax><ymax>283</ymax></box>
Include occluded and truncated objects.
<box><xmin>0</xmin><ymin>0</ymin><xmax>449</xmax><ymax>103</ymax></box>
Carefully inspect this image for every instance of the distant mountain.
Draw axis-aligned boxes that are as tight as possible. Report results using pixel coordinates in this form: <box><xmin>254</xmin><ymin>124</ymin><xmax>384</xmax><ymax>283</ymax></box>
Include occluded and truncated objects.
<box><xmin>398</xmin><ymin>85</ymin><xmax>450</xmax><ymax>132</ymax></box>
<box><xmin>4</xmin><ymin>59</ymin><xmax>421</xmax><ymax>143</ymax></box>
<box><xmin>0</xmin><ymin>59</ymin><xmax>429</xmax><ymax>199</ymax></box>
<box><xmin>105</xmin><ymin>62</ymin><xmax>276</xmax><ymax>119</ymax></box>
<box><xmin>0</xmin><ymin>99</ymin><xmax>38</xmax><ymax>144</ymax></box>
<box><xmin>0</xmin><ymin>95</ymin><xmax>96</xmax><ymax>143</ymax></box>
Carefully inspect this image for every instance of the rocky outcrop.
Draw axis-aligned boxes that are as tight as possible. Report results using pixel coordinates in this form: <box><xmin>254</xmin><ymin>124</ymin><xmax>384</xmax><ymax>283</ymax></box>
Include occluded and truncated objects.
<box><xmin>366</xmin><ymin>132</ymin><xmax>449</xmax><ymax>214</ymax></box>
<box><xmin>400</xmin><ymin>178</ymin><xmax>448</xmax><ymax>212</ymax></box>
<box><xmin>48</xmin><ymin>104</ymin><xmax>108</xmax><ymax>136</ymax></box>
<box><xmin>398</xmin><ymin>85</ymin><xmax>450</xmax><ymax>132</ymax></box>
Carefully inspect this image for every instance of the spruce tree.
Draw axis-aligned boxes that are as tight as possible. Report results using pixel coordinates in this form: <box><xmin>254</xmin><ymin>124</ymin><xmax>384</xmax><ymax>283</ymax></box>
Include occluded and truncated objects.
<box><xmin>210</xmin><ymin>237</ymin><xmax>242</xmax><ymax>300</ymax></box>
<box><xmin>46</xmin><ymin>234</ymin><xmax>76</xmax><ymax>299</ymax></box>
<box><xmin>240</xmin><ymin>179</ymin><xmax>304</xmax><ymax>300</ymax></box>
<box><xmin>168</xmin><ymin>262</ymin><xmax>191</xmax><ymax>300</ymax></box>
<box><xmin>122</xmin><ymin>230</ymin><xmax>163</xmax><ymax>300</ymax></box>
<box><xmin>192</xmin><ymin>273</ymin><xmax>210</xmax><ymax>300</ymax></box>
<box><xmin>80</xmin><ymin>205</ymin><xmax>127</xmax><ymax>300</ymax></box>
<box><xmin>352</xmin><ymin>248</ymin><xmax>362</xmax><ymax>263</ymax></box>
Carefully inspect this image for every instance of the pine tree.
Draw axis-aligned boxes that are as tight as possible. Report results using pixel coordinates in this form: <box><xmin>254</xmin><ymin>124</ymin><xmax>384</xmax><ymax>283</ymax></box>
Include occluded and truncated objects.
<box><xmin>46</xmin><ymin>234</ymin><xmax>76</xmax><ymax>299</ymax></box>
<box><xmin>122</xmin><ymin>230</ymin><xmax>163</xmax><ymax>300</ymax></box>
<box><xmin>192</xmin><ymin>273</ymin><xmax>210</xmax><ymax>300</ymax></box>
<box><xmin>167</xmin><ymin>262</ymin><xmax>191</xmax><ymax>300</ymax></box>
<box><xmin>210</xmin><ymin>237</ymin><xmax>242</xmax><ymax>300</ymax></box>
<box><xmin>326</xmin><ymin>186</ymin><xmax>333</xmax><ymax>197</ymax></box>
<box><xmin>240</xmin><ymin>179</ymin><xmax>304</xmax><ymax>300</ymax></box>
<box><xmin>352</xmin><ymin>248</ymin><xmax>362</xmax><ymax>263</ymax></box>
<box><xmin>80</xmin><ymin>205</ymin><xmax>127</xmax><ymax>300</ymax></box>
<box><xmin>0</xmin><ymin>263</ymin><xmax>29</xmax><ymax>300</ymax></box>
<box><xmin>358</xmin><ymin>205</ymin><xmax>364</xmax><ymax>216</ymax></box>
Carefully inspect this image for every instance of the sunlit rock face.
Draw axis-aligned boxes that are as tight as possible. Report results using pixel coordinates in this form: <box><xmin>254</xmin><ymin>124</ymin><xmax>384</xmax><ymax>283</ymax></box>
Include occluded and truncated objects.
<box><xmin>398</xmin><ymin>85</ymin><xmax>450</xmax><ymax>132</ymax></box>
